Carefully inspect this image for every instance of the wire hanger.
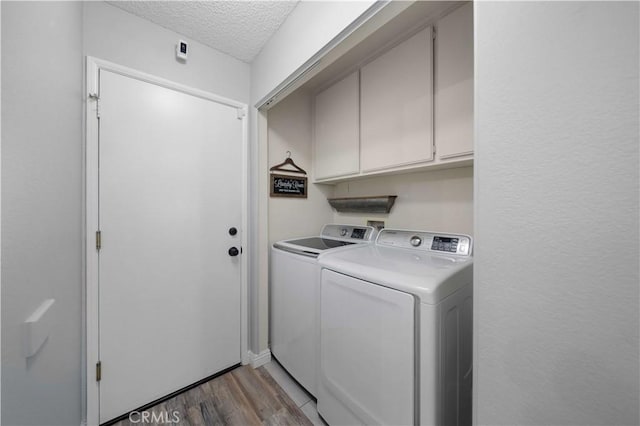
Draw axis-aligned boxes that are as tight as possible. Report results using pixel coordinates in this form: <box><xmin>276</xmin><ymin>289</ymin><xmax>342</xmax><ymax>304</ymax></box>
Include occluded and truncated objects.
<box><xmin>270</xmin><ymin>151</ymin><xmax>307</xmax><ymax>175</ymax></box>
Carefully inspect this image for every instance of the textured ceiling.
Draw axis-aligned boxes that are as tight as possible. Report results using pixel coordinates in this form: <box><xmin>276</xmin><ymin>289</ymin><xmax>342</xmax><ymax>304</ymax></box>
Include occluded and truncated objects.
<box><xmin>106</xmin><ymin>1</ymin><xmax>300</xmax><ymax>63</ymax></box>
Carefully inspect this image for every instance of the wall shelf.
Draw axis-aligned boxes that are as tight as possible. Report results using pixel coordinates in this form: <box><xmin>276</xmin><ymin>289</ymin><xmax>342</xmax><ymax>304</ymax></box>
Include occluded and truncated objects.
<box><xmin>327</xmin><ymin>195</ymin><xmax>397</xmax><ymax>213</ymax></box>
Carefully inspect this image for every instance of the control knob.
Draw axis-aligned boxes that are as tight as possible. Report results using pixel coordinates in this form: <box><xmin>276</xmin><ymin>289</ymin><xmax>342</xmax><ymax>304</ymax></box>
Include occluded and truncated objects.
<box><xmin>410</xmin><ymin>236</ymin><xmax>422</xmax><ymax>247</ymax></box>
<box><xmin>340</xmin><ymin>228</ymin><xmax>349</xmax><ymax>237</ymax></box>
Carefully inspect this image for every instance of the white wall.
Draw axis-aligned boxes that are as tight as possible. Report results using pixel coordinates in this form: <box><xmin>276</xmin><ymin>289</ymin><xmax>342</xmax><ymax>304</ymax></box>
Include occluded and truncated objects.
<box><xmin>1</xmin><ymin>2</ymin><xmax>83</xmax><ymax>425</ymax></box>
<box><xmin>83</xmin><ymin>2</ymin><xmax>250</xmax><ymax>104</ymax></box>
<box><xmin>332</xmin><ymin>167</ymin><xmax>473</xmax><ymax>235</ymax></box>
<box><xmin>251</xmin><ymin>1</ymin><xmax>376</xmax><ymax>105</ymax></box>
<box><xmin>1</xmin><ymin>2</ymin><xmax>4</xmax><ymax>422</ymax></box>
<box><xmin>267</xmin><ymin>90</ymin><xmax>334</xmax><ymax>246</ymax></box>
<box><xmin>1</xmin><ymin>2</ymin><xmax>252</xmax><ymax>424</ymax></box>
<box><xmin>265</xmin><ymin>89</ymin><xmax>334</xmax><ymax>350</ymax></box>
<box><xmin>474</xmin><ymin>2</ymin><xmax>639</xmax><ymax>425</ymax></box>
<box><xmin>250</xmin><ymin>1</ymin><xmax>375</xmax><ymax>353</ymax></box>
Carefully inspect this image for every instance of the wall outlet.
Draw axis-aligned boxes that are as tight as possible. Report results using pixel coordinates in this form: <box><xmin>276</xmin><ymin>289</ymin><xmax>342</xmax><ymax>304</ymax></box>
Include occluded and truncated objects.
<box><xmin>367</xmin><ymin>220</ymin><xmax>385</xmax><ymax>230</ymax></box>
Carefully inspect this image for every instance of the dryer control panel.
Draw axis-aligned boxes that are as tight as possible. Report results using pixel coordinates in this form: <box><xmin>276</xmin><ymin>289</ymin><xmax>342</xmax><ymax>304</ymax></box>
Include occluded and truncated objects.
<box><xmin>376</xmin><ymin>229</ymin><xmax>472</xmax><ymax>256</ymax></box>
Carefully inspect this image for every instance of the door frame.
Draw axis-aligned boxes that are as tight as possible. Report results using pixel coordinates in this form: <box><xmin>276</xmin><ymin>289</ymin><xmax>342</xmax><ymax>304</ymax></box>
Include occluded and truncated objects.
<box><xmin>83</xmin><ymin>56</ymin><xmax>249</xmax><ymax>426</ymax></box>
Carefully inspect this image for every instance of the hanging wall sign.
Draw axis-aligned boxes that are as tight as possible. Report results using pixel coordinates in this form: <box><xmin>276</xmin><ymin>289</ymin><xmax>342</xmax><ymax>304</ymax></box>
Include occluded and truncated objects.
<box><xmin>269</xmin><ymin>151</ymin><xmax>308</xmax><ymax>199</ymax></box>
<box><xmin>270</xmin><ymin>174</ymin><xmax>307</xmax><ymax>198</ymax></box>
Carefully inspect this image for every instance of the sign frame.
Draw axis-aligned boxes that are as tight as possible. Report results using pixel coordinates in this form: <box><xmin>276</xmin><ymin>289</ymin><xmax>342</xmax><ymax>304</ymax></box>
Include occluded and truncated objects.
<box><xmin>270</xmin><ymin>173</ymin><xmax>308</xmax><ymax>198</ymax></box>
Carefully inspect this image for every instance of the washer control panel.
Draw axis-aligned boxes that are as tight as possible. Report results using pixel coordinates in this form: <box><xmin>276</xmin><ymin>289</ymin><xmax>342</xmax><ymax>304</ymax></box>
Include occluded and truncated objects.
<box><xmin>377</xmin><ymin>229</ymin><xmax>472</xmax><ymax>256</ymax></box>
<box><xmin>321</xmin><ymin>224</ymin><xmax>376</xmax><ymax>242</ymax></box>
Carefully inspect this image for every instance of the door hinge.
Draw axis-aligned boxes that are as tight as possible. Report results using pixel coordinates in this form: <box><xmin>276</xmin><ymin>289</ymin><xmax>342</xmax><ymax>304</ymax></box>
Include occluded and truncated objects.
<box><xmin>237</xmin><ymin>107</ymin><xmax>246</xmax><ymax>119</ymax></box>
<box><xmin>96</xmin><ymin>231</ymin><xmax>102</xmax><ymax>251</ymax></box>
<box><xmin>96</xmin><ymin>361</ymin><xmax>102</xmax><ymax>382</ymax></box>
<box><xmin>89</xmin><ymin>93</ymin><xmax>100</xmax><ymax>119</ymax></box>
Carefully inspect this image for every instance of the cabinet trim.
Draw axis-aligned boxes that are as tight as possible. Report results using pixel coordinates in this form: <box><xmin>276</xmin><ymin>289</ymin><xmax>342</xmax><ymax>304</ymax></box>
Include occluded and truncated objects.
<box><xmin>440</xmin><ymin>150</ymin><xmax>474</xmax><ymax>160</ymax></box>
<box><xmin>361</xmin><ymin>156</ymin><xmax>435</xmax><ymax>174</ymax></box>
<box><xmin>313</xmin><ymin>157</ymin><xmax>473</xmax><ymax>185</ymax></box>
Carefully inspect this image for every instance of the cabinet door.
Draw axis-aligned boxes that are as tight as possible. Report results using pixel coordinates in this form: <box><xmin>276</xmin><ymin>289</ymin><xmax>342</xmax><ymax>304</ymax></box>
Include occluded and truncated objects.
<box><xmin>360</xmin><ymin>27</ymin><xmax>434</xmax><ymax>172</ymax></box>
<box><xmin>435</xmin><ymin>3</ymin><xmax>473</xmax><ymax>160</ymax></box>
<box><xmin>313</xmin><ymin>71</ymin><xmax>360</xmax><ymax>180</ymax></box>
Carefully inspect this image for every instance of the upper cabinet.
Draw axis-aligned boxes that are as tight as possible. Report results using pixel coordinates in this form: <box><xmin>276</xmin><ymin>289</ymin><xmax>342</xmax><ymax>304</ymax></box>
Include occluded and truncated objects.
<box><xmin>435</xmin><ymin>2</ymin><xmax>473</xmax><ymax>160</ymax></box>
<box><xmin>311</xmin><ymin>3</ymin><xmax>473</xmax><ymax>184</ymax></box>
<box><xmin>313</xmin><ymin>71</ymin><xmax>360</xmax><ymax>180</ymax></box>
<box><xmin>360</xmin><ymin>27</ymin><xmax>434</xmax><ymax>173</ymax></box>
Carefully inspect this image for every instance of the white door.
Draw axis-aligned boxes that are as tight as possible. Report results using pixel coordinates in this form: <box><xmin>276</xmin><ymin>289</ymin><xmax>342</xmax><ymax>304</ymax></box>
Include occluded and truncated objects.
<box><xmin>97</xmin><ymin>70</ymin><xmax>243</xmax><ymax>423</ymax></box>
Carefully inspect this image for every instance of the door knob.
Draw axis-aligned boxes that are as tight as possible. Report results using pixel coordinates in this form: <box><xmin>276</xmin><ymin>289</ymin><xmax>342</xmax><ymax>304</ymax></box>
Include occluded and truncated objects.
<box><xmin>229</xmin><ymin>227</ymin><xmax>238</xmax><ymax>236</ymax></box>
<box><xmin>228</xmin><ymin>247</ymin><xmax>240</xmax><ymax>257</ymax></box>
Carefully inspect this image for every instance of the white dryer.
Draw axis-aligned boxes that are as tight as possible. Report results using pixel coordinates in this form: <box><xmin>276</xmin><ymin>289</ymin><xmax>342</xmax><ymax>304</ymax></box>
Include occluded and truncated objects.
<box><xmin>270</xmin><ymin>224</ymin><xmax>376</xmax><ymax>397</ymax></box>
<box><xmin>317</xmin><ymin>229</ymin><xmax>473</xmax><ymax>426</ymax></box>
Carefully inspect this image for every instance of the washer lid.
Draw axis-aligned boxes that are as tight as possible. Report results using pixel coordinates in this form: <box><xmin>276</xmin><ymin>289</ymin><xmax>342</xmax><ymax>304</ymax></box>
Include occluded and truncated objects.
<box><xmin>273</xmin><ymin>224</ymin><xmax>377</xmax><ymax>257</ymax></box>
<box><xmin>318</xmin><ymin>244</ymin><xmax>473</xmax><ymax>304</ymax></box>
<box><xmin>274</xmin><ymin>237</ymin><xmax>356</xmax><ymax>257</ymax></box>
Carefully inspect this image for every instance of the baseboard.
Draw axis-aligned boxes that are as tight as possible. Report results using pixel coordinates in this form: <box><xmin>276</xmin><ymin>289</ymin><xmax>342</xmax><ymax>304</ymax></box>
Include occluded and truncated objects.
<box><xmin>248</xmin><ymin>349</ymin><xmax>272</xmax><ymax>368</ymax></box>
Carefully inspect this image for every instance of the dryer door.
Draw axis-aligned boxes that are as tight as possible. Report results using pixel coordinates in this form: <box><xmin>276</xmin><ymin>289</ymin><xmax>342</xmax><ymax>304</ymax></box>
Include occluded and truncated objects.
<box><xmin>319</xmin><ymin>269</ymin><xmax>415</xmax><ymax>425</ymax></box>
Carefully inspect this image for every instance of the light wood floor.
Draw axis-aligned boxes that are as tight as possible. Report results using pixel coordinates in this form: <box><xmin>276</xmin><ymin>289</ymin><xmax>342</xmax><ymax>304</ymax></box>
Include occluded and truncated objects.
<box><xmin>110</xmin><ymin>365</ymin><xmax>313</xmax><ymax>426</ymax></box>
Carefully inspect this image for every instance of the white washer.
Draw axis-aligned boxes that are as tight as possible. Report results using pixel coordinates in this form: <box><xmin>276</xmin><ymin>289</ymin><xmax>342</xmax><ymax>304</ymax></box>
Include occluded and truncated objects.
<box><xmin>317</xmin><ymin>229</ymin><xmax>473</xmax><ymax>426</ymax></box>
<box><xmin>270</xmin><ymin>224</ymin><xmax>376</xmax><ymax>397</ymax></box>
